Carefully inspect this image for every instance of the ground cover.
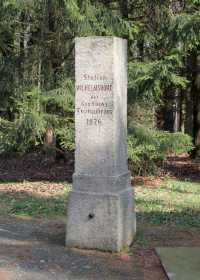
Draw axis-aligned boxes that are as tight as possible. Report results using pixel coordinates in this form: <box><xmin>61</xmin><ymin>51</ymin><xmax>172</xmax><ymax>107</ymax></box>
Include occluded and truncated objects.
<box><xmin>0</xmin><ymin>177</ymin><xmax>200</xmax><ymax>228</ymax></box>
<box><xmin>0</xmin><ymin>154</ymin><xmax>200</xmax><ymax>279</ymax></box>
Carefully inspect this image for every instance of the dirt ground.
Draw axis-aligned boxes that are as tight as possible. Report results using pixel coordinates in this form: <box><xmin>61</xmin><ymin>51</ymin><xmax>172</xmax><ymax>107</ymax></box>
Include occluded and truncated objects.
<box><xmin>137</xmin><ymin>225</ymin><xmax>200</xmax><ymax>280</ymax></box>
<box><xmin>0</xmin><ymin>217</ymin><xmax>144</xmax><ymax>280</ymax></box>
<box><xmin>1</xmin><ymin>217</ymin><xmax>200</xmax><ymax>280</ymax></box>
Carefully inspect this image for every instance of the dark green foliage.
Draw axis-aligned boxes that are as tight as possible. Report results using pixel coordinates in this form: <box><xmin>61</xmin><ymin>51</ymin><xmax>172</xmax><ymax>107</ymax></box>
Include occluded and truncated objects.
<box><xmin>0</xmin><ymin>0</ymin><xmax>199</xmax><ymax>174</ymax></box>
<box><xmin>128</xmin><ymin>124</ymin><xmax>194</xmax><ymax>175</ymax></box>
<box><xmin>0</xmin><ymin>82</ymin><xmax>75</xmax><ymax>153</ymax></box>
<box><xmin>129</xmin><ymin>53</ymin><xmax>188</xmax><ymax>104</ymax></box>
<box><xmin>0</xmin><ymin>0</ymin><xmax>135</xmax><ymax>155</ymax></box>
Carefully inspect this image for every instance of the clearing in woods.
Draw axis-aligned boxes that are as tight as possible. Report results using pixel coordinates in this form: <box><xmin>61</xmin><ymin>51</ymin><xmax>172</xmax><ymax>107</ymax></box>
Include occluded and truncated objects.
<box><xmin>0</xmin><ymin>153</ymin><xmax>200</xmax><ymax>280</ymax></box>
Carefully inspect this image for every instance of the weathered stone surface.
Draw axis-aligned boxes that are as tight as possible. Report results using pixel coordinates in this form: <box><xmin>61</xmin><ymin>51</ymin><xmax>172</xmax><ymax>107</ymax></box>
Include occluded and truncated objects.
<box><xmin>66</xmin><ymin>37</ymin><xmax>136</xmax><ymax>252</ymax></box>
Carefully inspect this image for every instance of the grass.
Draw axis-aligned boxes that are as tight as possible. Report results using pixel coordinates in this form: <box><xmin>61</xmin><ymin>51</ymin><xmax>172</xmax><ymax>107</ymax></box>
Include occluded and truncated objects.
<box><xmin>0</xmin><ymin>182</ymin><xmax>71</xmax><ymax>218</ymax></box>
<box><xmin>135</xmin><ymin>178</ymin><xmax>200</xmax><ymax>228</ymax></box>
<box><xmin>0</xmin><ymin>178</ymin><xmax>200</xmax><ymax>228</ymax></box>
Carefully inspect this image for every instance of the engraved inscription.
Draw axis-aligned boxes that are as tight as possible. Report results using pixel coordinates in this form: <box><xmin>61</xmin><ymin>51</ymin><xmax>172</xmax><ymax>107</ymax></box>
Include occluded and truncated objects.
<box><xmin>76</xmin><ymin>84</ymin><xmax>112</xmax><ymax>92</ymax></box>
<box><xmin>76</xmin><ymin>73</ymin><xmax>113</xmax><ymax>126</ymax></box>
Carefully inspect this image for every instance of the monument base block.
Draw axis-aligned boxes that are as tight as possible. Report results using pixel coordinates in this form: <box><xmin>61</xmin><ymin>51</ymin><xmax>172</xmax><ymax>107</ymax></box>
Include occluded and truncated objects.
<box><xmin>66</xmin><ymin>177</ymin><xmax>136</xmax><ymax>252</ymax></box>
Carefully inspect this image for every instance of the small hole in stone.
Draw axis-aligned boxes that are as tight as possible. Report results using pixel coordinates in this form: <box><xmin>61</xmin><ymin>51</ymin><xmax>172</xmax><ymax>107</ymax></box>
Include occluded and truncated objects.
<box><xmin>88</xmin><ymin>213</ymin><xmax>95</xmax><ymax>220</ymax></box>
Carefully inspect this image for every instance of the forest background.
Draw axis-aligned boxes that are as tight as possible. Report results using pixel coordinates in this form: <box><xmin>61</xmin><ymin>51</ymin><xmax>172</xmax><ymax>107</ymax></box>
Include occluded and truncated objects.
<box><xmin>0</xmin><ymin>0</ymin><xmax>200</xmax><ymax>175</ymax></box>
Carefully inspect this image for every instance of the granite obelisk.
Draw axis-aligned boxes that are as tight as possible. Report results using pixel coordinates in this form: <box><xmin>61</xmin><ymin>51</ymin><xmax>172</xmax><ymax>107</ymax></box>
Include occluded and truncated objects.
<box><xmin>66</xmin><ymin>37</ymin><xmax>136</xmax><ymax>252</ymax></box>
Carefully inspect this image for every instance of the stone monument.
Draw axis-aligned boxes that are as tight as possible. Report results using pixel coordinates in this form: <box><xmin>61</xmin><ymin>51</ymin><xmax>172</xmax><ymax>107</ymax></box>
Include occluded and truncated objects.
<box><xmin>66</xmin><ymin>37</ymin><xmax>136</xmax><ymax>252</ymax></box>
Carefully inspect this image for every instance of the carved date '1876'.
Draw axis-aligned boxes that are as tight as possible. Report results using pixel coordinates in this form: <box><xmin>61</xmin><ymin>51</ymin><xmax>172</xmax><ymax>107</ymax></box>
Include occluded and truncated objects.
<box><xmin>87</xmin><ymin>119</ymin><xmax>102</xmax><ymax>126</ymax></box>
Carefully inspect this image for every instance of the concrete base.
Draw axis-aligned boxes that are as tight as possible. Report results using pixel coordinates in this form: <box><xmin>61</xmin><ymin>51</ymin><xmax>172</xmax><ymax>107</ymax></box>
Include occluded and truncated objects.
<box><xmin>156</xmin><ymin>247</ymin><xmax>200</xmax><ymax>280</ymax></box>
<box><xmin>66</xmin><ymin>184</ymin><xmax>136</xmax><ymax>252</ymax></box>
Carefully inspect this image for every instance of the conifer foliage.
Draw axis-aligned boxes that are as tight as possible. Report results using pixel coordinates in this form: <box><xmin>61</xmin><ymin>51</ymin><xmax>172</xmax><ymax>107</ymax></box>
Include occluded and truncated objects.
<box><xmin>0</xmin><ymin>0</ymin><xmax>198</xmax><ymax>173</ymax></box>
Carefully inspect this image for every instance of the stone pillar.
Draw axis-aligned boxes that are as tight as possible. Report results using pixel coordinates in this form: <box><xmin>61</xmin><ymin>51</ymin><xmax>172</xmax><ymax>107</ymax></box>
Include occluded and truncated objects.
<box><xmin>66</xmin><ymin>37</ymin><xmax>136</xmax><ymax>252</ymax></box>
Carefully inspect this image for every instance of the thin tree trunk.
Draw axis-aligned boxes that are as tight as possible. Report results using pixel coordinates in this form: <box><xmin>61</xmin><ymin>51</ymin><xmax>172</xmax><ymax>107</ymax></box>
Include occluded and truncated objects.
<box><xmin>184</xmin><ymin>86</ymin><xmax>194</xmax><ymax>137</ymax></box>
<box><xmin>119</xmin><ymin>0</ymin><xmax>128</xmax><ymax>18</ymax></box>
<box><xmin>193</xmin><ymin>53</ymin><xmax>200</xmax><ymax>156</ymax></box>
<box><xmin>180</xmin><ymin>90</ymin><xmax>185</xmax><ymax>133</ymax></box>
<box><xmin>173</xmin><ymin>88</ymin><xmax>181</xmax><ymax>132</ymax></box>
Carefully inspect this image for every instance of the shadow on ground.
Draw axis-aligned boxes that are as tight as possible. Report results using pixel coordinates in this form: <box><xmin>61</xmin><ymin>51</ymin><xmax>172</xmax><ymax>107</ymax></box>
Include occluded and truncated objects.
<box><xmin>0</xmin><ymin>217</ymin><xmax>143</xmax><ymax>280</ymax></box>
<box><xmin>165</xmin><ymin>155</ymin><xmax>200</xmax><ymax>183</ymax></box>
<box><xmin>136</xmin><ymin>202</ymin><xmax>200</xmax><ymax>229</ymax></box>
<box><xmin>0</xmin><ymin>189</ymin><xmax>199</xmax><ymax>279</ymax></box>
<box><xmin>1</xmin><ymin>153</ymin><xmax>200</xmax><ymax>184</ymax></box>
<box><xmin>0</xmin><ymin>152</ymin><xmax>74</xmax><ymax>183</ymax></box>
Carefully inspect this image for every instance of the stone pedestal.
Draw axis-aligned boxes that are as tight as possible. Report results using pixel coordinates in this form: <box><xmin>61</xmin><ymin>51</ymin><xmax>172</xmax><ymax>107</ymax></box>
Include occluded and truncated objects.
<box><xmin>66</xmin><ymin>37</ymin><xmax>136</xmax><ymax>252</ymax></box>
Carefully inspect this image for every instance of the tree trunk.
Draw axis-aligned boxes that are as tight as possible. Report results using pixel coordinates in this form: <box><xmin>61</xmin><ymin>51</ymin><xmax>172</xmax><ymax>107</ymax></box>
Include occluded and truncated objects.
<box><xmin>193</xmin><ymin>53</ymin><xmax>200</xmax><ymax>156</ymax></box>
<box><xmin>119</xmin><ymin>0</ymin><xmax>128</xmax><ymax>18</ymax></box>
<box><xmin>184</xmin><ymin>86</ymin><xmax>194</xmax><ymax>137</ymax></box>
<box><xmin>44</xmin><ymin>127</ymin><xmax>55</xmax><ymax>147</ymax></box>
<box><xmin>173</xmin><ymin>88</ymin><xmax>181</xmax><ymax>132</ymax></box>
